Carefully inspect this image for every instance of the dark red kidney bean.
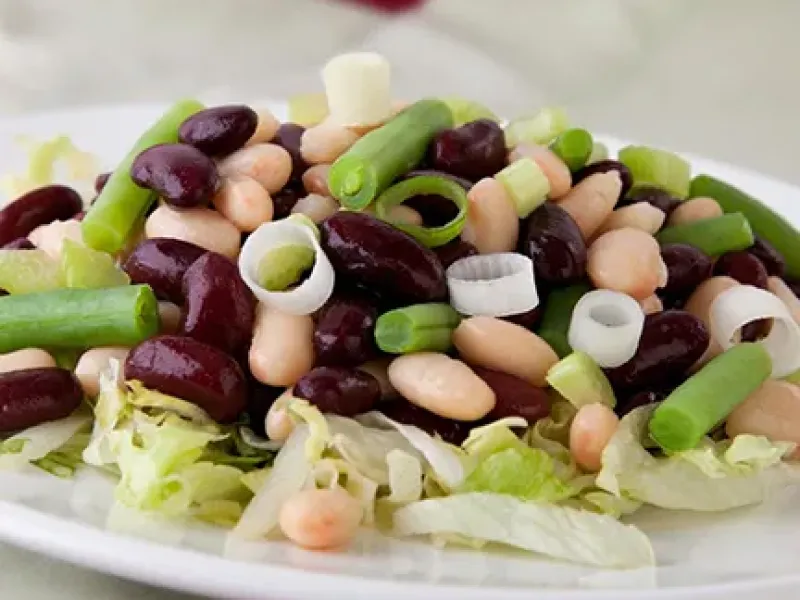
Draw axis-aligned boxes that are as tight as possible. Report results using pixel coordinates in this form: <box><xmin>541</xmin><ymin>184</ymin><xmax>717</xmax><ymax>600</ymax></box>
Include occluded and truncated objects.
<box><xmin>741</xmin><ymin>318</ymin><xmax>773</xmax><ymax>342</ymax></box>
<box><xmin>180</xmin><ymin>252</ymin><xmax>256</xmax><ymax>357</ymax></box>
<box><xmin>660</xmin><ymin>244</ymin><xmax>713</xmax><ymax>298</ymax></box>
<box><xmin>572</xmin><ymin>160</ymin><xmax>632</xmax><ymax>201</ymax></box>
<box><xmin>784</xmin><ymin>277</ymin><xmax>800</xmax><ymax>298</ymax></box>
<box><xmin>271</xmin><ymin>180</ymin><xmax>304</xmax><ymax>219</ymax></box>
<box><xmin>748</xmin><ymin>238</ymin><xmax>785</xmax><ymax>277</ymax></box>
<box><xmin>73</xmin><ymin>211</ymin><xmax>86</xmax><ymax>222</ymax></box>
<box><xmin>471</xmin><ymin>367</ymin><xmax>550</xmax><ymax>423</ymax></box>
<box><xmin>428</xmin><ymin>119</ymin><xmax>507</xmax><ymax>182</ymax></box>
<box><xmin>94</xmin><ymin>172</ymin><xmax>111</xmax><ymax>193</ymax></box>
<box><xmin>246</xmin><ymin>378</ymin><xmax>283</xmax><ymax>437</ymax></box>
<box><xmin>321</xmin><ymin>212</ymin><xmax>447</xmax><ymax>302</ymax></box>
<box><xmin>605</xmin><ymin>310</ymin><xmax>709</xmax><ymax>393</ymax></box>
<box><xmin>294</xmin><ymin>367</ymin><xmax>381</xmax><ymax>416</ymax></box>
<box><xmin>404</xmin><ymin>194</ymin><xmax>460</xmax><ymax>226</ymax></box>
<box><xmin>130</xmin><ymin>143</ymin><xmax>220</xmax><ymax>208</ymax></box>
<box><xmin>123</xmin><ymin>237</ymin><xmax>206</xmax><ymax>303</ymax></box>
<box><xmin>314</xmin><ymin>292</ymin><xmax>378</xmax><ymax>367</ymax></box>
<box><xmin>0</xmin><ymin>368</ymin><xmax>83</xmax><ymax>433</ymax></box>
<box><xmin>619</xmin><ymin>185</ymin><xmax>681</xmax><ymax>216</ymax></box>
<box><xmin>403</xmin><ymin>169</ymin><xmax>473</xmax><ymax>191</ymax></box>
<box><xmin>615</xmin><ymin>390</ymin><xmax>665</xmax><ymax>418</ymax></box>
<box><xmin>2</xmin><ymin>237</ymin><xmax>35</xmax><ymax>250</ymax></box>
<box><xmin>500</xmin><ymin>306</ymin><xmax>542</xmax><ymax>330</ymax></box>
<box><xmin>433</xmin><ymin>238</ymin><xmax>478</xmax><ymax>269</ymax></box>
<box><xmin>125</xmin><ymin>335</ymin><xmax>247</xmax><ymax>423</ymax></box>
<box><xmin>179</xmin><ymin>105</ymin><xmax>258</xmax><ymax>157</ymax></box>
<box><xmin>522</xmin><ymin>203</ymin><xmax>587</xmax><ymax>285</ymax></box>
<box><xmin>271</xmin><ymin>123</ymin><xmax>307</xmax><ymax>180</ymax></box>
<box><xmin>713</xmin><ymin>251</ymin><xmax>768</xmax><ymax>288</ymax></box>
<box><xmin>0</xmin><ymin>185</ymin><xmax>82</xmax><ymax>246</ymax></box>
<box><xmin>379</xmin><ymin>399</ymin><xmax>469</xmax><ymax>444</ymax></box>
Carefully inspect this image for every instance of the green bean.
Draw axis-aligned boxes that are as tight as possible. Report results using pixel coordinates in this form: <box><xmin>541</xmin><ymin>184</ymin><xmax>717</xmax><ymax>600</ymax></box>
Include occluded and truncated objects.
<box><xmin>648</xmin><ymin>343</ymin><xmax>772</xmax><ymax>453</ymax></box>
<box><xmin>82</xmin><ymin>99</ymin><xmax>205</xmax><ymax>254</ymax></box>
<box><xmin>549</xmin><ymin>128</ymin><xmax>593</xmax><ymax>172</ymax></box>
<box><xmin>546</xmin><ymin>352</ymin><xmax>616</xmax><ymax>409</ymax></box>
<box><xmin>656</xmin><ymin>213</ymin><xmax>754</xmax><ymax>257</ymax></box>
<box><xmin>375</xmin><ymin>303</ymin><xmax>461</xmax><ymax>354</ymax></box>
<box><xmin>536</xmin><ymin>282</ymin><xmax>592</xmax><ymax>358</ymax></box>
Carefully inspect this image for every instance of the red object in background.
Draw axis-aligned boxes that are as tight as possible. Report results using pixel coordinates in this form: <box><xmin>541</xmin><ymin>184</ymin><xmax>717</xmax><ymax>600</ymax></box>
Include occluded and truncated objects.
<box><xmin>343</xmin><ymin>0</ymin><xmax>426</xmax><ymax>12</ymax></box>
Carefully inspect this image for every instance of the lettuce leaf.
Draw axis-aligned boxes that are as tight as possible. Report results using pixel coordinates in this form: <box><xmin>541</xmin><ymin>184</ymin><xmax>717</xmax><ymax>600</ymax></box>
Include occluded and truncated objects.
<box><xmin>0</xmin><ymin>413</ymin><xmax>91</xmax><ymax>474</ymax></box>
<box><xmin>385</xmin><ymin>449</ymin><xmax>423</xmax><ymax>505</ymax></box>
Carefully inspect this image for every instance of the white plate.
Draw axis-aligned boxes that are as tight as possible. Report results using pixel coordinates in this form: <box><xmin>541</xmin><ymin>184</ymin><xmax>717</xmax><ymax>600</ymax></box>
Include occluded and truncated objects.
<box><xmin>1</xmin><ymin>104</ymin><xmax>800</xmax><ymax>600</ymax></box>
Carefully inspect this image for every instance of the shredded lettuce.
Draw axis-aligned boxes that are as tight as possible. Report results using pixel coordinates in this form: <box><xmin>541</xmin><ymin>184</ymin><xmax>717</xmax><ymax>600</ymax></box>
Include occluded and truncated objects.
<box><xmin>385</xmin><ymin>449</ymin><xmax>423</xmax><ymax>505</ymax></box>
<box><xmin>0</xmin><ymin>413</ymin><xmax>91</xmax><ymax>475</ymax></box>
<box><xmin>241</xmin><ymin>467</ymin><xmax>271</xmax><ymax>495</ymax></box>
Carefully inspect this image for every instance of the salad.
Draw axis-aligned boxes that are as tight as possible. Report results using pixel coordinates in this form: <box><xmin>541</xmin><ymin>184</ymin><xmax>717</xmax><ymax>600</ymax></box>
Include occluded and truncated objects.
<box><xmin>1</xmin><ymin>51</ymin><xmax>799</xmax><ymax>571</ymax></box>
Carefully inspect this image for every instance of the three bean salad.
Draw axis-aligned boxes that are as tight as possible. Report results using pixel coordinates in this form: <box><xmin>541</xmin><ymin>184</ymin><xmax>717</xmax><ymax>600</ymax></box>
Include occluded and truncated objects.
<box><xmin>1</xmin><ymin>52</ymin><xmax>800</xmax><ymax>570</ymax></box>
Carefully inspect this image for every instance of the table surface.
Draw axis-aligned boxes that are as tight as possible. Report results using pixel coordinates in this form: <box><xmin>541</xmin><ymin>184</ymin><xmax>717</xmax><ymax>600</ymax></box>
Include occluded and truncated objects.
<box><xmin>0</xmin><ymin>0</ymin><xmax>798</xmax><ymax>598</ymax></box>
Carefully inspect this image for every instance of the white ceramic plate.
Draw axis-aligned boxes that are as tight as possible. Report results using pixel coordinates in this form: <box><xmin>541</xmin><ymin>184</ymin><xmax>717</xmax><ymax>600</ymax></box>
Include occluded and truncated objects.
<box><xmin>1</xmin><ymin>104</ymin><xmax>800</xmax><ymax>600</ymax></box>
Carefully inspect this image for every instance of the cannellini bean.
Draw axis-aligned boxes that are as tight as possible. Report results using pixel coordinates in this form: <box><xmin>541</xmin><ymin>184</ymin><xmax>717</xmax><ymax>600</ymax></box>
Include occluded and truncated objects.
<box><xmin>249</xmin><ymin>304</ymin><xmax>315</xmax><ymax>387</ymax></box>
<box><xmin>361</xmin><ymin>203</ymin><xmax>423</xmax><ymax>226</ymax></box>
<box><xmin>461</xmin><ymin>177</ymin><xmax>519</xmax><ymax>253</ymax></box>
<box><xmin>145</xmin><ymin>204</ymin><xmax>241</xmax><ymax>259</ymax></box>
<box><xmin>595</xmin><ymin>202</ymin><xmax>665</xmax><ymax>238</ymax></box>
<box><xmin>452</xmin><ymin>317</ymin><xmax>558</xmax><ymax>387</ymax></box>
<box><xmin>684</xmin><ymin>276</ymin><xmax>740</xmax><ymax>368</ymax></box>
<box><xmin>212</xmin><ymin>175</ymin><xmax>273</xmax><ymax>233</ymax></box>
<box><xmin>587</xmin><ymin>228</ymin><xmax>667</xmax><ymax>300</ymax></box>
<box><xmin>218</xmin><ymin>143</ymin><xmax>292</xmax><ymax>194</ymax></box>
<box><xmin>279</xmin><ymin>487</ymin><xmax>363</xmax><ymax>550</ymax></box>
<box><xmin>266</xmin><ymin>388</ymin><xmax>297</xmax><ymax>441</ymax></box>
<box><xmin>302</xmin><ymin>164</ymin><xmax>332</xmax><ymax>196</ymax></box>
<box><xmin>767</xmin><ymin>276</ymin><xmax>800</xmax><ymax>324</ymax></box>
<box><xmin>28</xmin><ymin>219</ymin><xmax>84</xmax><ymax>259</ymax></box>
<box><xmin>639</xmin><ymin>294</ymin><xmax>663</xmax><ymax>315</ymax></box>
<box><xmin>387</xmin><ymin>353</ymin><xmax>496</xmax><ymax>421</ymax></box>
<box><xmin>0</xmin><ymin>348</ymin><xmax>56</xmax><ymax>374</ymax></box>
<box><xmin>726</xmin><ymin>380</ymin><xmax>800</xmax><ymax>450</ymax></box>
<box><xmin>557</xmin><ymin>172</ymin><xmax>622</xmax><ymax>240</ymax></box>
<box><xmin>569</xmin><ymin>403</ymin><xmax>620</xmax><ymax>472</ymax></box>
<box><xmin>291</xmin><ymin>193</ymin><xmax>339</xmax><ymax>224</ymax></box>
<box><xmin>300</xmin><ymin>124</ymin><xmax>359</xmax><ymax>165</ymax></box>
<box><xmin>357</xmin><ymin>358</ymin><xmax>398</xmax><ymax>400</ymax></box>
<box><xmin>509</xmin><ymin>143</ymin><xmax>572</xmax><ymax>199</ymax></box>
<box><xmin>667</xmin><ymin>196</ymin><xmax>723</xmax><ymax>226</ymax></box>
<box><xmin>245</xmin><ymin>108</ymin><xmax>280</xmax><ymax>146</ymax></box>
<box><xmin>74</xmin><ymin>347</ymin><xmax>130</xmax><ymax>397</ymax></box>
<box><xmin>158</xmin><ymin>301</ymin><xmax>182</xmax><ymax>334</ymax></box>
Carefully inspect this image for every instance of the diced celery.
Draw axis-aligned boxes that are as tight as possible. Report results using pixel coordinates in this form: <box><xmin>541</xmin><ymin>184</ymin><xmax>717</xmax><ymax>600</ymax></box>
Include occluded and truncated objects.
<box><xmin>546</xmin><ymin>352</ymin><xmax>616</xmax><ymax>409</ymax></box>
<box><xmin>0</xmin><ymin>249</ymin><xmax>64</xmax><ymax>294</ymax></box>
<box><xmin>61</xmin><ymin>239</ymin><xmax>130</xmax><ymax>289</ymax></box>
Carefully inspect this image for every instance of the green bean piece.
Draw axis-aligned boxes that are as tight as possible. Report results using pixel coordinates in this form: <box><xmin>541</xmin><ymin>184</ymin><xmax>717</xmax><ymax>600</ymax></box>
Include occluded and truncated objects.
<box><xmin>549</xmin><ymin>128</ymin><xmax>593</xmax><ymax>172</ymax></box>
<box><xmin>328</xmin><ymin>99</ymin><xmax>453</xmax><ymax>210</ymax></box>
<box><xmin>656</xmin><ymin>213</ymin><xmax>754</xmax><ymax>257</ymax></box>
<box><xmin>375</xmin><ymin>303</ymin><xmax>461</xmax><ymax>354</ymax></box>
<box><xmin>374</xmin><ymin>176</ymin><xmax>468</xmax><ymax>247</ymax></box>
<box><xmin>536</xmin><ymin>282</ymin><xmax>592</xmax><ymax>358</ymax></box>
<box><xmin>257</xmin><ymin>244</ymin><xmax>315</xmax><ymax>291</ymax></box>
<box><xmin>690</xmin><ymin>174</ymin><xmax>800</xmax><ymax>279</ymax></box>
<box><xmin>0</xmin><ymin>285</ymin><xmax>159</xmax><ymax>352</ymax></box>
<box><xmin>649</xmin><ymin>343</ymin><xmax>772</xmax><ymax>453</ymax></box>
<box><xmin>82</xmin><ymin>99</ymin><xmax>205</xmax><ymax>254</ymax></box>
<box><xmin>546</xmin><ymin>352</ymin><xmax>616</xmax><ymax>409</ymax></box>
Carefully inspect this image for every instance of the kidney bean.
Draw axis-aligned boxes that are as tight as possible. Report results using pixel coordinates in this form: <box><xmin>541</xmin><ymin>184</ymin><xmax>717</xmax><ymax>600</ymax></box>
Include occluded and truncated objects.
<box><xmin>667</xmin><ymin>196</ymin><xmax>722</xmax><ymax>225</ymax></box>
<box><xmin>271</xmin><ymin>123</ymin><xmax>307</xmax><ymax>180</ymax></box>
<box><xmin>123</xmin><ymin>238</ymin><xmax>204</xmax><ymax>303</ymax></box>
<box><xmin>245</xmin><ymin>378</ymin><xmax>283</xmax><ymax>438</ymax></box>
<box><xmin>572</xmin><ymin>160</ymin><xmax>632</xmax><ymax>202</ymax></box>
<box><xmin>314</xmin><ymin>292</ymin><xmax>378</xmax><ymax>367</ymax></box>
<box><xmin>588</xmin><ymin>228</ymin><xmax>667</xmax><ymax>300</ymax></box>
<box><xmin>713</xmin><ymin>251</ymin><xmax>768</xmax><ymax>288</ymax></box>
<box><xmin>0</xmin><ymin>185</ymin><xmax>82</xmax><ymax>246</ymax></box>
<box><xmin>660</xmin><ymin>243</ymin><xmax>713</xmax><ymax>299</ymax></box>
<box><xmin>271</xmin><ymin>180</ymin><xmax>305</xmax><ymax>220</ymax></box>
<box><xmin>131</xmin><ymin>143</ymin><xmax>220</xmax><ymax>208</ymax></box>
<box><xmin>557</xmin><ymin>172</ymin><xmax>622</xmax><ymax>240</ymax></box>
<box><xmin>404</xmin><ymin>193</ymin><xmax>460</xmax><ymax>227</ymax></box>
<box><xmin>294</xmin><ymin>366</ymin><xmax>380</xmax><ymax>416</ymax></box>
<box><xmin>145</xmin><ymin>205</ymin><xmax>241</xmax><ymax>259</ymax></box>
<box><xmin>379</xmin><ymin>399</ymin><xmax>469</xmax><ymax>444</ymax></box>
<box><xmin>522</xmin><ymin>203</ymin><xmax>587</xmax><ymax>285</ymax></box>
<box><xmin>471</xmin><ymin>366</ymin><xmax>550</xmax><ymax>423</ymax></box>
<box><xmin>357</xmin><ymin>358</ymin><xmax>397</xmax><ymax>400</ymax></box>
<box><xmin>605</xmin><ymin>310</ymin><xmax>709</xmax><ymax>393</ymax></box>
<box><xmin>94</xmin><ymin>172</ymin><xmax>111</xmax><ymax>194</ymax></box>
<box><xmin>179</xmin><ymin>105</ymin><xmax>258</xmax><ymax>157</ymax></box>
<box><xmin>0</xmin><ymin>348</ymin><xmax>56</xmax><ymax>374</ymax></box>
<box><xmin>615</xmin><ymin>390</ymin><xmax>665</xmax><ymax>418</ymax></box>
<box><xmin>180</xmin><ymin>252</ymin><xmax>256</xmax><ymax>357</ymax></box>
<box><xmin>501</xmin><ymin>305</ymin><xmax>543</xmax><ymax>330</ymax></box>
<box><xmin>2</xmin><ymin>237</ymin><xmax>35</xmax><ymax>250</ymax></box>
<box><xmin>433</xmin><ymin>238</ymin><xmax>478</xmax><ymax>269</ymax></box>
<box><xmin>0</xmin><ymin>368</ymin><xmax>82</xmax><ymax>433</ymax></box>
<box><xmin>246</xmin><ymin>109</ymin><xmax>281</xmax><ymax>147</ymax></box>
<box><xmin>509</xmin><ymin>144</ymin><xmax>572</xmax><ymax>199</ymax></box>
<box><xmin>620</xmin><ymin>185</ymin><xmax>680</xmax><ymax>215</ymax></box>
<box><xmin>569</xmin><ymin>403</ymin><xmax>619</xmax><ymax>472</ymax></box>
<box><xmin>249</xmin><ymin>305</ymin><xmax>315</xmax><ymax>387</ymax></box>
<box><xmin>740</xmin><ymin>319</ymin><xmax>773</xmax><ymax>343</ymax></box>
<box><xmin>428</xmin><ymin>119</ymin><xmax>506</xmax><ymax>182</ymax></box>
<box><xmin>74</xmin><ymin>347</ymin><xmax>130</xmax><ymax>398</ymax></box>
<box><xmin>125</xmin><ymin>335</ymin><xmax>246</xmax><ymax>423</ymax></box>
<box><xmin>321</xmin><ymin>212</ymin><xmax>447</xmax><ymax>302</ymax></box>
<box><xmin>749</xmin><ymin>238</ymin><xmax>785</xmax><ymax>278</ymax></box>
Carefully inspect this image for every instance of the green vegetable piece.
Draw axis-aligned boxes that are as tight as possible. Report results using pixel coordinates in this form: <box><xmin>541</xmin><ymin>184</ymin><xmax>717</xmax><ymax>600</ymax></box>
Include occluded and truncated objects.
<box><xmin>505</xmin><ymin>107</ymin><xmax>570</xmax><ymax>148</ymax></box>
<box><xmin>586</xmin><ymin>142</ymin><xmax>609</xmax><ymax>165</ymax></box>
<box><xmin>284</xmin><ymin>214</ymin><xmax>321</xmax><ymax>240</ymax></box>
<box><xmin>649</xmin><ymin>343</ymin><xmax>772</xmax><ymax>453</ymax></box>
<box><xmin>257</xmin><ymin>244</ymin><xmax>315</xmax><ymax>291</ymax></box>
<box><xmin>375</xmin><ymin>303</ymin><xmax>461</xmax><ymax>354</ymax></box>
<box><xmin>374</xmin><ymin>175</ymin><xmax>468</xmax><ymax>247</ymax></box>
<box><xmin>656</xmin><ymin>213</ymin><xmax>754</xmax><ymax>257</ymax></box>
<box><xmin>82</xmin><ymin>99</ymin><xmax>205</xmax><ymax>254</ymax></box>
<box><xmin>690</xmin><ymin>174</ymin><xmax>800</xmax><ymax>279</ymax></box>
<box><xmin>328</xmin><ymin>99</ymin><xmax>453</xmax><ymax>210</ymax></box>
<box><xmin>784</xmin><ymin>368</ymin><xmax>800</xmax><ymax>385</ymax></box>
<box><xmin>438</xmin><ymin>97</ymin><xmax>499</xmax><ymax>127</ymax></box>
<box><xmin>61</xmin><ymin>239</ymin><xmax>130</xmax><ymax>289</ymax></box>
<box><xmin>0</xmin><ymin>249</ymin><xmax>63</xmax><ymax>294</ymax></box>
<box><xmin>549</xmin><ymin>128</ymin><xmax>593</xmax><ymax>172</ymax></box>
<box><xmin>618</xmin><ymin>145</ymin><xmax>691</xmax><ymax>199</ymax></box>
<box><xmin>495</xmin><ymin>158</ymin><xmax>550</xmax><ymax>218</ymax></box>
<box><xmin>546</xmin><ymin>352</ymin><xmax>616</xmax><ymax>409</ymax></box>
<box><xmin>536</xmin><ymin>282</ymin><xmax>592</xmax><ymax>357</ymax></box>
<box><xmin>0</xmin><ymin>284</ymin><xmax>160</xmax><ymax>352</ymax></box>
<box><xmin>50</xmin><ymin>348</ymin><xmax>82</xmax><ymax>371</ymax></box>
<box><xmin>288</xmin><ymin>92</ymin><xmax>329</xmax><ymax>127</ymax></box>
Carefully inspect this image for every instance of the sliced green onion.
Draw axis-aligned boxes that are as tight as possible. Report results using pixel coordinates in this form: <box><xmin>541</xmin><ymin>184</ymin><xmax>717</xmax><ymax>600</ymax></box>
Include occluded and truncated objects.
<box><xmin>0</xmin><ymin>249</ymin><xmax>63</xmax><ymax>294</ymax></box>
<box><xmin>438</xmin><ymin>97</ymin><xmax>499</xmax><ymax>127</ymax></box>
<box><xmin>288</xmin><ymin>92</ymin><xmax>329</xmax><ymax>127</ymax></box>
<box><xmin>617</xmin><ymin>145</ymin><xmax>691</xmax><ymax>199</ymax></box>
<box><xmin>546</xmin><ymin>352</ymin><xmax>616</xmax><ymax>409</ymax></box>
<box><xmin>375</xmin><ymin>175</ymin><xmax>467</xmax><ymax>247</ymax></box>
<box><xmin>549</xmin><ymin>128</ymin><xmax>593</xmax><ymax>172</ymax></box>
<box><xmin>586</xmin><ymin>142</ymin><xmax>609</xmax><ymax>165</ymax></box>
<box><xmin>375</xmin><ymin>303</ymin><xmax>461</xmax><ymax>354</ymax></box>
<box><xmin>61</xmin><ymin>239</ymin><xmax>130</xmax><ymax>289</ymax></box>
<box><xmin>257</xmin><ymin>244</ymin><xmax>316</xmax><ymax>292</ymax></box>
<box><xmin>505</xmin><ymin>107</ymin><xmax>570</xmax><ymax>148</ymax></box>
<box><xmin>494</xmin><ymin>158</ymin><xmax>550</xmax><ymax>218</ymax></box>
<box><xmin>656</xmin><ymin>213</ymin><xmax>754</xmax><ymax>256</ymax></box>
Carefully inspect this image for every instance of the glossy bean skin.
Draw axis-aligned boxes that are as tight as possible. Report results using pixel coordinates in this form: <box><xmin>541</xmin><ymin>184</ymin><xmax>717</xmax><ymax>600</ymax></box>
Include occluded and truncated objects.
<box><xmin>748</xmin><ymin>237</ymin><xmax>785</xmax><ymax>277</ymax></box>
<box><xmin>605</xmin><ymin>310</ymin><xmax>709</xmax><ymax>393</ymax></box>
<box><xmin>218</xmin><ymin>143</ymin><xmax>293</xmax><ymax>195</ymax></box>
<box><xmin>500</xmin><ymin>306</ymin><xmax>542</xmax><ymax>330</ymax></box>
<box><xmin>245</xmin><ymin>379</ymin><xmax>283</xmax><ymax>438</ymax></box>
<box><xmin>357</xmin><ymin>358</ymin><xmax>397</xmax><ymax>400</ymax></box>
<box><xmin>428</xmin><ymin>119</ymin><xmax>506</xmax><ymax>182</ymax></box>
<box><xmin>2</xmin><ymin>237</ymin><xmax>36</xmax><ymax>250</ymax></box>
<box><xmin>271</xmin><ymin>181</ymin><xmax>305</xmax><ymax>220</ymax></box>
<box><xmin>212</xmin><ymin>175</ymin><xmax>273</xmax><ymax>233</ymax></box>
<box><xmin>180</xmin><ymin>252</ymin><xmax>256</xmax><ymax>357</ymax></box>
<box><xmin>131</xmin><ymin>143</ymin><xmax>220</xmax><ymax>208</ymax></box>
<box><xmin>279</xmin><ymin>487</ymin><xmax>362</xmax><ymax>551</ymax></box>
<box><xmin>522</xmin><ymin>203</ymin><xmax>587</xmax><ymax>285</ymax></box>
<box><xmin>249</xmin><ymin>305</ymin><xmax>315</xmax><ymax>387</ymax></box>
<box><xmin>0</xmin><ymin>185</ymin><xmax>82</xmax><ymax>246</ymax></box>
<box><xmin>659</xmin><ymin>243</ymin><xmax>713</xmax><ymax>300</ymax></box>
<box><xmin>380</xmin><ymin>399</ymin><xmax>470</xmax><ymax>444</ymax></box>
<box><xmin>569</xmin><ymin>403</ymin><xmax>620</xmax><ymax>472</ymax></box>
<box><xmin>179</xmin><ymin>105</ymin><xmax>258</xmax><ymax>157</ymax></box>
<box><xmin>461</xmin><ymin>177</ymin><xmax>519</xmax><ymax>253</ymax></box>
<box><xmin>433</xmin><ymin>238</ymin><xmax>478</xmax><ymax>269</ymax></box>
<box><xmin>123</xmin><ymin>238</ymin><xmax>206</xmax><ymax>303</ymax></box>
<box><xmin>615</xmin><ymin>390</ymin><xmax>665</xmax><ymax>418</ymax></box>
<box><xmin>713</xmin><ymin>251</ymin><xmax>768</xmax><ymax>288</ymax></box>
<box><xmin>0</xmin><ymin>348</ymin><xmax>56</xmax><ymax>374</ymax></box>
<box><xmin>125</xmin><ymin>335</ymin><xmax>247</xmax><ymax>423</ymax></box>
<box><xmin>667</xmin><ymin>196</ymin><xmax>722</xmax><ymax>225</ymax></box>
<box><xmin>587</xmin><ymin>228</ymin><xmax>667</xmax><ymax>300</ymax></box>
<box><xmin>271</xmin><ymin>123</ymin><xmax>307</xmax><ymax>180</ymax></box>
<box><xmin>0</xmin><ymin>368</ymin><xmax>83</xmax><ymax>433</ymax></box>
<box><xmin>404</xmin><ymin>193</ymin><xmax>460</xmax><ymax>227</ymax></box>
<box><xmin>620</xmin><ymin>185</ymin><xmax>680</xmax><ymax>216</ymax></box>
<box><xmin>145</xmin><ymin>205</ymin><xmax>241</xmax><ymax>259</ymax></box>
<box><xmin>321</xmin><ymin>212</ymin><xmax>447</xmax><ymax>302</ymax></box>
<box><xmin>94</xmin><ymin>172</ymin><xmax>111</xmax><ymax>193</ymax></box>
<box><xmin>726</xmin><ymin>380</ymin><xmax>800</xmax><ymax>446</ymax></box>
<box><xmin>471</xmin><ymin>367</ymin><xmax>550</xmax><ymax>423</ymax></box>
<box><xmin>557</xmin><ymin>172</ymin><xmax>622</xmax><ymax>240</ymax></box>
<box><xmin>294</xmin><ymin>367</ymin><xmax>381</xmax><ymax>416</ymax></box>
<box><xmin>74</xmin><ymin>347</ymin><xmax>130</xmax><ymax>398</ymax></box>
<box><xmin>572</xmin><ymin>160</ymin><xmax>632</xmax><ymax>202</ymax></box>
<box><xmin>314</xmin><ymin>293</ymin><xmax>378</xmax><ymax>367</ymax></box>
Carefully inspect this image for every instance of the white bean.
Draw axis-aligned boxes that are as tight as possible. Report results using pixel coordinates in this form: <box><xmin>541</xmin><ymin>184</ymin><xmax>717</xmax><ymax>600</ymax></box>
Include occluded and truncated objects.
<box><xmin>767</xmin><ymin>276</ymin><xmax>800</xmax><ymax>324</ymax></box>
<box><xmin>357</xmin><ymin>358</ymin><xmax>398</xmax><ymax>400</ymax></box>
<box><xmin>587</xmin><ymin>228</ymin><xmax>667</xmax><ymax>300</ymax></box>
<box><xmin>684</xmin><ymin>276</ymin><xmax>740</xmax><ymax>368</ymax></box>
<box><xmin>145</xmin><ymin>204</ymin><xmax>241</xmax><ymax>259</ymax></box>
<box><xmin>28</xmin><ymin>219</ymin><xmax>84</xmax><ymax>259</ymax></box>
<box><xmin>667</xmin><ymin>197</ymin><xmax>723</xmax><ymax>226</ymax></box>
<box><xmin>0</xmin><ymin>348</ymin><xmax>56</xmax><ymax>374</ymax></box>
<box><xmin>265</xmin><ymin>388</ymin><xmax>297</xmax><ymax>441</ymax></box>
<box><xmin>219</xmin><ymin>143</ymin><xmax>292</xmax><ymax>194</ymax></box>
<box><xmin>279</xmin><ymin>487</ymin><xmax>363</xmax><ymax>550</ymax></box>
<box><xmin>639</xmin><ymin>294</ymin><xmax>663</xmax><ymax>315</ymax></box>
<box><xmin>245</xmin><ymin>109</ymin><xmax>280</xmax><ymax>146</ymax></box>
<box><xmin>509</xmin><ymin>144</ymin><xmax>572</xmax><ymax>199</ymax></box>
<box><xmin>557</xmin><ymin>172</ymin><xmax>622</xmax><ymax>240</ymax></box>
<box><xmin>595</xmin><ymin>202</ymin><xmax>665</xmax><ymax>238</ymax></box>
<box><xmin>461</xmin><ymin>177</ymin><xmax>519</xmax><ymax>253</ymax></box>
<box><xmin>291</xmin><ymin>193</ymin><xmax>339</xmax><ymax>224</ymax></box>
<box><xmin>300</xmin><ymin>125</ymin><xmax>359</xmax><ymax>165</ymax></box>
<box><xmin>302</xmin><ymin>164</ymin><xmax>332</xmax><ymax>197</ymax></box>
<box><xmin>249</xmin><ymin>304</ymin><xmax>315</xmax><ymax>387</ymax></box>
<box><xmin>74</xmin><ymin>347</ymin><xmax>130</xmax><ymax>398</ymax></box>
<box><xmin>726</xmin><ymin>380</ymin><xmax>800</xmax><ymax>450</ymax></box>
<box><xmin>158</xmin><ymin>301</ymin><xmax>182</xmax><ymax>335</ymax></box>
<box><xmin>569</xmin><ymin>403</ymin><xmax>620</xmax><ymax>472</ymax></box>
<box><xmin>212</xmin><ymin>175</ymin><xmax>273</xmax><ymax>233</ymax></box>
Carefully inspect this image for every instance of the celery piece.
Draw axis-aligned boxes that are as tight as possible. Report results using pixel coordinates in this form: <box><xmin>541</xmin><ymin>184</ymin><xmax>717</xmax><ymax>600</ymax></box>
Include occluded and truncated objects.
<box><xmin>61</xmin><ymin>239</ymin><xmax>130</xmax><ymax>289</ymax></box>
<box><xmin>505</xmin><ymin>107</ymin><xmax>570</xmax><ymax>148</ymax></box>
<box><xmin>495</xmin><ymin>158</ymin><xmax>550</xmax><ymax>218</ymax></box>
<box><xmin>546</xmin><ymin>352</ymin><xmax>616</xmax><ymax>409</ymax></box>
<box><xmin>0</xmin><ymin>249</ymin><xmax>63</xmax><ymax>294</ymax></box>
<box><xmin>288</xmin><ymin>93</ymin><xmax>329</xmax><ymax>127</ymax></box>
<box><xmin>439</xmin><ymin>97</ymin><xmax>499</xmax><ymax>127</ymax></box>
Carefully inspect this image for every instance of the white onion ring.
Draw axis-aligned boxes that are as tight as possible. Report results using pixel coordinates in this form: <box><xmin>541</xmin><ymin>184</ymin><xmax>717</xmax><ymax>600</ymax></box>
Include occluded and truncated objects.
<box><xmin>709</xmin><ymin>285</ymin><xmax>800</xmax><ymax>378</ymax></box>
<box><xmin>238</xmin><ymin>220</ymin><xmax>334</xmax><ymax>315</ymax></box>
<box><xmin>568</xmin><ymin>290</ymin><xmax>645</xmax><ymax>368</ymax></box>
<box><xmin>445</xmin><ymin>253</ymin><xmax>539</xmax><ymax>317</ymax></box>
